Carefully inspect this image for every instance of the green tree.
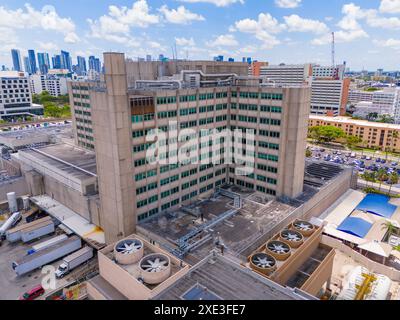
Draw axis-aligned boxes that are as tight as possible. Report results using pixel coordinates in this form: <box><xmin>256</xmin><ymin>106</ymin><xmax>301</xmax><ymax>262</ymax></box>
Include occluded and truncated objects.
<box><xmin>308</xmin><ymin>126</ymin><xmax>345</xmax><ymax>144</ymax></box>
<box><xmin>388</xmin><ymin>172</ymin><xmax>399</xmax><ymax>195</ymax></box>
<box><xmin>346</xmin><ymin>135</ymin><xmax>362</xmax><ymax>148</ymax></box>
<box><xmin>306</xmin><ymin>149</ymin><xmax>312</xmax><ymax>158</ymax></box>
<box><xmin>382</xmin><ymin>221</ymin><xmax>398</xmax><ymax>238</ymax></box>
<box><xmin>377</xmin><ymin>168</ymin><xmax>388</xmax><ymax>191</ymax></box>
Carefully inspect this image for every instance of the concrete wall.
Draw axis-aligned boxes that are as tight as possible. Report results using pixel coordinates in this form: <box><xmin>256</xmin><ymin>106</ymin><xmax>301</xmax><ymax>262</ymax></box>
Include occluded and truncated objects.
<box><xmin>321</xmin><ymin>235</ymin><xmax>400</xmax><ymax>281</ymax></box>
<box><xmin>91</xmin><ymin>53</ymin><xmax>136</xmax><ymax>243</ymax></box>
<box><xmin>301</xmin><ymin>246</ymin><xmax>335</xmax><ymax>296</ymax></box>
<box><xmin>279</xmin><ymin>87</ymin><xmax>311</xmax><ymax>199</ymax></box>
<box><xmin>0</xmin><ymin>177</ymin><xmax>29</xmax><ymax>202</ymax></box>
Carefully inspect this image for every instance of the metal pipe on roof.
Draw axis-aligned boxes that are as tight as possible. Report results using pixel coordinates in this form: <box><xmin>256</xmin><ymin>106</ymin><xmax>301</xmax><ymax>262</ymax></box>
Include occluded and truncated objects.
<box><xmin>31</xmin><ymin>147</ymin><xmax>97</xmax><ymax>177</ymax></box>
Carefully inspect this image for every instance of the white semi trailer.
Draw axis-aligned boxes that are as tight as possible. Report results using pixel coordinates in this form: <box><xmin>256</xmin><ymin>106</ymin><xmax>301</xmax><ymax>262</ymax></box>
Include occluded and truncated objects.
<box><xmin>12</xmin><ymin>236</ymin><xmax>81</xmax><ymax>276</ymax></box>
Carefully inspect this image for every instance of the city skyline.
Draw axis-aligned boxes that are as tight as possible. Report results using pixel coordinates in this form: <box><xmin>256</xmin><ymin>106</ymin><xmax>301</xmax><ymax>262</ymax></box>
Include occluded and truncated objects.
<box><xmin>0</xmin><ymin>0</ymin><xmax>400</xmax><ymax>70</ymax></box>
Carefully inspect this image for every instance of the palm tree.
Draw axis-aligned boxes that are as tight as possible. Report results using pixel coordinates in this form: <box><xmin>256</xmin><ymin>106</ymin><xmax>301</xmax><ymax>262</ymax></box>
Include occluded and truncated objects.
<box><xmin>388</xmin><ymin>172</ymin><xmax>399</xmax><ymax>196</ymax></box>
<box><xmin>382</xmin><ymin>221</ymin><xmax>398</xmax><ymax>239</ymax></box>
<box><xmin>377</xmin><ymin>168</ymin><xmax>388</xmax><ymax>191</ymax></box>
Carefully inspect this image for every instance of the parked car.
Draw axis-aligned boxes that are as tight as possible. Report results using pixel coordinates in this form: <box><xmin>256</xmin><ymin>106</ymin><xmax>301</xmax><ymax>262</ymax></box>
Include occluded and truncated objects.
<box><xmin>361</xmin><ymin>155</ymin><xmax>367</xmax><ymax>160</ymax></box>
<box><xmin>350</xmin><ymin>152</ymin><xmax>356</xmax><ymax>158</ymax></box>
<box><xmin>376</xmin><ymin>158</ymin><xmax>381</xmax><ymax>163</ymax></box>
<box><xmin>366</xmin><ymin>156</ymin><xmax>372</xmax><ymax>160</ymax></box>
<box><xmin>19</xmin><ymin>285</ymin><xmax>45</xmax><ymax>300</ymax></box>
<box><xmin>392</xmin><ymin>162</ymin><xmax>398</xmax><ymax>167</ymax></box>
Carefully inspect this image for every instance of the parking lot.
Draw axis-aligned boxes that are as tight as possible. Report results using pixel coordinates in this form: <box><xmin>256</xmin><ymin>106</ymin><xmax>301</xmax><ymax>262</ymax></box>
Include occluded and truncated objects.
<box><xmin>308</xmin><ymin>145</ymin><xmax>400</xmax><ymax>186</ymax></box>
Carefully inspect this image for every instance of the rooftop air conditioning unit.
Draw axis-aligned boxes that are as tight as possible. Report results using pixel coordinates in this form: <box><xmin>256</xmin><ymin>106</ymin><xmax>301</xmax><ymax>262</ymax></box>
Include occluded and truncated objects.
<box><xmin>291</xmin><ymin>220</ymin><xmax>315</xmax><ymax>237</ymax></box>
<box><xmin>279</xmin><ymin>229</ymin><xmax>304</xmax><ymax>248</ymax></box>
<box><xmin>249</xmin><ymin>252</ymin><xmax>277</xmax><ymax>276</ymax></box>
<box><xmin>139</xmin><ymin>253</ymin><xmax>171</xmax><ymax>285</ymax></box>
<box><xmin>265</xmin><ymin>240</ymin><xmax>291</xmax><ymax>261</ymax></box>
<box><xmin>114</xmin><ymin>238</ymin><xmax>144</xmax><ymax>265</ymax></box>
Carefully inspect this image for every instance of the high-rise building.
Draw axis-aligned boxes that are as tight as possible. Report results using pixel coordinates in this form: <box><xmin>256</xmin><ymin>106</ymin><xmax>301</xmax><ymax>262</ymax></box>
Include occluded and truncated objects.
<box><xmin>88</xmin><ymin>56</ymin><xmax>101</xmax><ymax>73</ymax></box>
<box><xmin>0</xmin><ymin>71</ymin><xmax>44</xmax><ymax>119</ymax></box>
<box><xmin>28</xmin><ymin>50</ymin><xmax>37</xmax><ymax>74</ymax></box>
<box><xmin>30</xmin><ymin>74</ymin><xmax>68</xmax><ymax>96</ymax></box>
<box><xmin>23</xmin><ymin>56</ymin><xmax>31</xmax><ymax>74</ymax></box>
<box><xmin>77</xmin><ymin>56</ymin><xmax>87</xmax><ymax>75</ymax></box>
<box><xmin>52</xmin><ymin>55</ymin><xmax>62</xmax><ymax>69</ymax></box>
<box><xmin>257</xmin><ymin>64</ymin><xmax>313</xmax><ymax>86</ymax></box>
<box><xmin>60</xmin><ymin>50</ymin><xmax>72</xmax><ymax>71</ymax></box>
<box><xmin>37</xmin><ymin>52</ymin><xmax>50</xmax><ymax>75</ymax></box>
<box><xmin>68</xmin><ymin>53</ymin><xmax>311</xmax><ymax>242</ymax></box>
<box><xmin>310</xmin><ymin>79</ymin><xmax>350</xmax><ymax>116</ymax></box>
<box><xmin>11</xmin><ymin>49</ymin><xmax>22</xmax><ymax>72</ymax></box>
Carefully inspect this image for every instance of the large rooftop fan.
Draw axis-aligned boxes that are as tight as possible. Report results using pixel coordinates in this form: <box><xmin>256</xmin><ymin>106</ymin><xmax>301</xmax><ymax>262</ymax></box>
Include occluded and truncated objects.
<box><xmin>139</xmin><ymin>253</ymin><xmax>171</xmax><ymax>284</ymax></box>
<box><xmin>280</xmin><ymin>229</ymin><xmax>304</xmax><ymax>248</ymax></box>
<box><xmin>116</xmin><ymin>239</ymin><xmax>142</xmax><ymax>254</ymax></box>
<box><xmin>266</xmin><ymin>240</ymin><xmax>291</xmax><ymax>261</ymax></box>
<box><xmin>114</xmin><ymin>238</ymin><xmax>144</xmax><ymax>265</ymax></box>
<box><xmin>292</xmin><ymin>220</ymin><xmax>315</xmax><ymax>237</ymax></box>
<box><xmin>249</xmin><ymin>253</ymin><xmax>276</xmax><ymax>276</ymax></box>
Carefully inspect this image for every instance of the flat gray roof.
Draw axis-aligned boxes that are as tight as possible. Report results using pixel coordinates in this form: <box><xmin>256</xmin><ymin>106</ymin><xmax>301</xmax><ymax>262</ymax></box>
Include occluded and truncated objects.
<box><xmin>19</xmin><ymin>144</ymin><xmax>97</xmax><ymax>180</ymax></box>
<box><xmin>139</xmin><ymin>192</ymin><xmax>295</xmax><ymax>261</ymax></box>
<box><xmin>153</xmin><ymin>253</ymin><xmax>305</xmax><ymax>300</ymax></box>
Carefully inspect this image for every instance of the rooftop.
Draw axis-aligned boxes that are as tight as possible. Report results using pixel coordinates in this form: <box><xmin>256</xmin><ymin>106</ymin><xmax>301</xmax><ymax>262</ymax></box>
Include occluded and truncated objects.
<box><xmin>138</xmin><ymin>161</ymin><xmax>351</xmax><ymax>262</ymax></box>
<box><xmin>17</xmin><ymin>143</ymin><xmax>97</xmax><ymax>181</ymax></box>
<box><xmin>310</xmin><ymin>115</ymin><xmax>400</xmax><ymax>130</ymax></box>
<box><xmin>153</xmin><ymin>253</ymin><xmax>310</xmax><ymax>300</ymax></box>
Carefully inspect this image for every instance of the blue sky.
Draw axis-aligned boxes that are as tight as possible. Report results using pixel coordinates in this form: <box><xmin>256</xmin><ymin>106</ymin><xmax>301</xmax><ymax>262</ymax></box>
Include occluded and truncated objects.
<box><xmin>1</xmin><ymin>0</ymin><xmax>400</xmax><ymax>70</ymax></box>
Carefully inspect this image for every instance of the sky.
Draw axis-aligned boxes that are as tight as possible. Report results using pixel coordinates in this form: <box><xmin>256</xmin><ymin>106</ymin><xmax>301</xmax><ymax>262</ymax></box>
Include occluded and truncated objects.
<box><xmin>1</xmin><ymin>0</ymin><xmax>400</xmax><ymax>71</ymax></box>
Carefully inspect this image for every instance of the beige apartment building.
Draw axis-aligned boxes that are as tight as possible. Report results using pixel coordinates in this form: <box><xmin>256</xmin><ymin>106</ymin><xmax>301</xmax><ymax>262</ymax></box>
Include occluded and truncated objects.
<box><xmin>309</xmin><ymin>115</ymin><xmax>400</xmax><ymax>152</ymax></box>
<box><xmin>68</xmin><ymin>53</ymin><xmax>311</xmax><ymax>243</ymax></box>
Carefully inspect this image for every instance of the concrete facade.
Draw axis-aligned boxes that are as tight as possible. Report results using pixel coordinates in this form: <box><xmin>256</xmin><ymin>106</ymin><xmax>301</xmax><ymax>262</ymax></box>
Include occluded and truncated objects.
<box><xmin>70</xmin><ymin>53</ymin><xmax>312</xmax><ymax>243</ymax></box>
<box><xmin>90</xmin><ymin>53</ymin><xmax>136</xmax><ymax>243</ymax></box>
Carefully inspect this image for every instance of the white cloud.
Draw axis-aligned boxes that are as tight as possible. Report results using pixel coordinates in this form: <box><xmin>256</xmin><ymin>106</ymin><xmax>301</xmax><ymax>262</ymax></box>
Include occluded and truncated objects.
<box><xmin>87</xmin><ymin>0</ymin><xmax>159</xmax><ymax>46</ymax></box>
<box><xmin>175</xmin><ymin>37</ymin><xmax>196</xmax><ymax>46</ymax></box>
<box><xmin>234</xmin><ymin>13</ymin><xmax>284</xmax><ymax>49</ymax></box>
<box><xmin>159</xmin><ymin>5</ymin><xmax>205</xmax><ymax>24</ymax></box>
<box><xmin>284</xmin><ymin>15</ymin><xmax>329</xmax><ymax>34</ymax></box>
<box><xmin>37</xmin><ymin>41</ymin><xmax>59</xmax><ymax>51</ymax></box>
<box><xmin>179</xmin><ymin>0</ymin><xmax>244</xmax><ymax>7</ymax></box>
<box><xmin>0</xmin><ymin>4</ymin><xmax>79</xmax><ymax>44</ymax></box>
<box><xmin>0</xmin><ymin>27</ymin><xmax>18</xmax><ymax>53</ymax></box>
<box><xmin>207</xmin><ymin>34</ymin><xmax>239</xmax><ymax>47</ymax></box>
<box><xmin>87</xmin><ymin>1</ymin><xmax>158</xmax><ymax>39</ymax></box>
<box><xmin>337</xmin><ymin>2</ymin><xmax>400</xmax><ymax>31</ymax></box>
<box><xmin>374</xmin><ymin>38</ymin><xmax>400</xmax><ymax>49</ymax></box>
<box><xmin>312</xmin><ymin>29</ymin><xmax>368</xmax><ymax>45</ymax></box>
<box><xmin>275</xmin><ymin>0</ymin><xmax>302</xmax><ymax>8</ymax></box>
<box><xmin>380</xmin><ymin>0</ymin><xmax>400</xmax><ymax>13</ymax></box>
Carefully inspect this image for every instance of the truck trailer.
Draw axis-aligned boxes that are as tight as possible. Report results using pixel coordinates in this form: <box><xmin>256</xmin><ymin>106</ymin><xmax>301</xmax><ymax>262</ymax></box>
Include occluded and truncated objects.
<box><xmin>27</xmin><ymin>235</ymin><xmax>68</xmax><ymax>255</ymax></box>
<box><xmin>55</xmin><ymin>246</ymin><xmax>94</xmax><ymax>278</ymax></box>
<box><xmin>21</xmin><ymin>220</ymin><xmax>55</xmax><ymax>243</ymax></box>
<box><xmin>6</xmin><ymin>216</ymin><xmax>52</xmax><ymax>243</ymax></box>
<box><xmin>12</xmin><ymin>236</ymin><xmax>81</xmax><ymax>276</ymax></box>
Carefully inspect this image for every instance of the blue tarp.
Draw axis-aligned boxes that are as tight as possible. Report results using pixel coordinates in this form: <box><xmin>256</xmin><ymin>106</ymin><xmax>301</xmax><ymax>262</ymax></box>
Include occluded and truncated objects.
<box><xmin>356</xmin><ymin>194</ymin><xmax>397</xmax><ymax>218</ymax></box>
<box><xmin>337</xmin><ymin>217</ymin><xmax>373</xmax><ymax>238</ymax></box>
